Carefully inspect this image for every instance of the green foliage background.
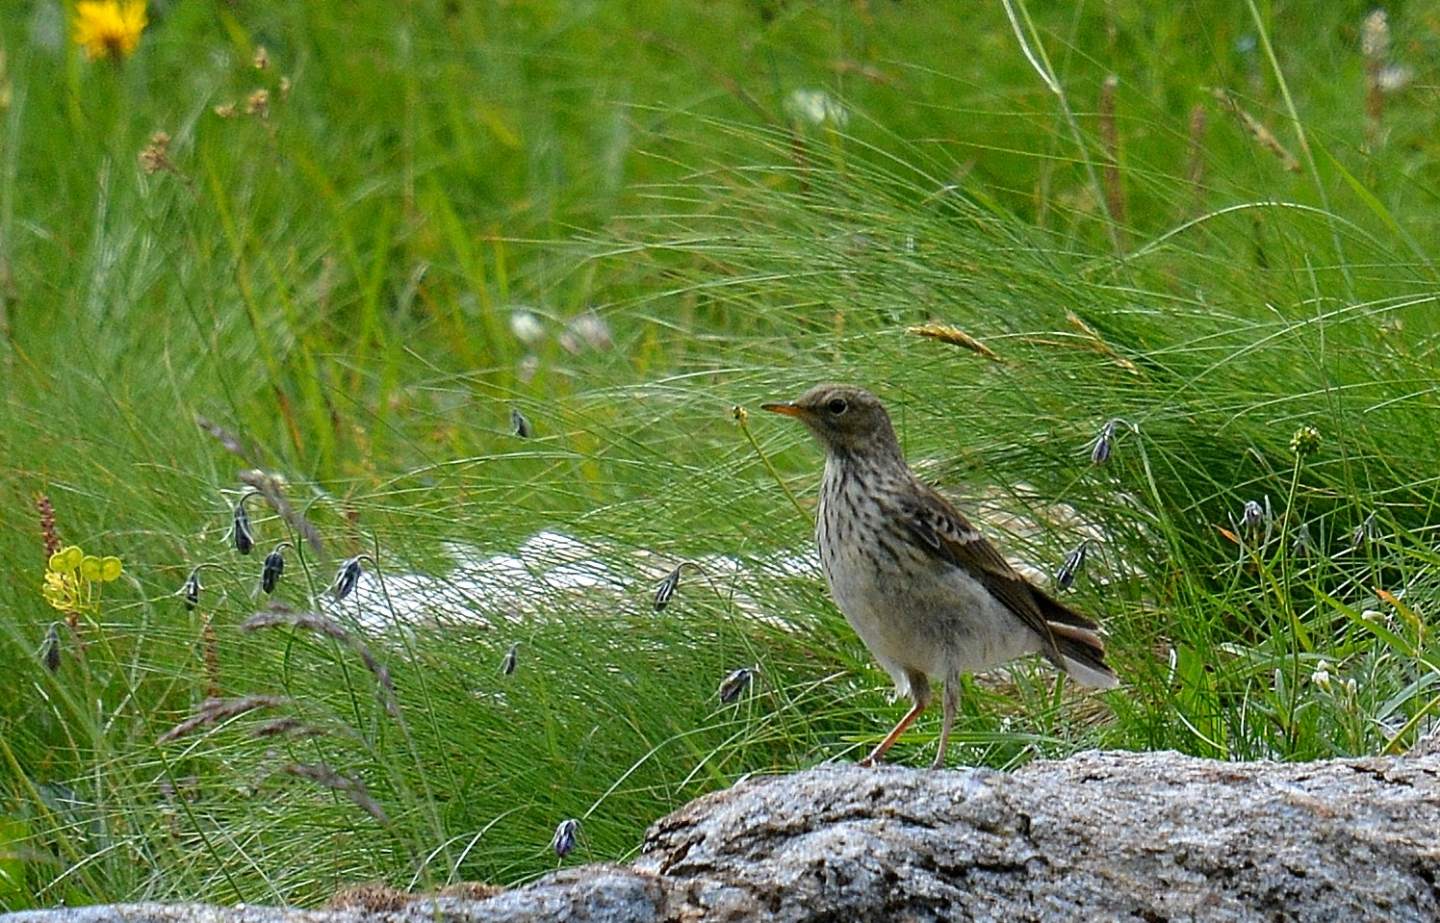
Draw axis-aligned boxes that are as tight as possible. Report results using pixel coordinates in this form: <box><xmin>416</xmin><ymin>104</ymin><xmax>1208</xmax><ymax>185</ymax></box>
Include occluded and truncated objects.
<box><xmin>2</xmin><ymin>0</ymin><xmax>1439</xmax><ymax>909</ymax></box>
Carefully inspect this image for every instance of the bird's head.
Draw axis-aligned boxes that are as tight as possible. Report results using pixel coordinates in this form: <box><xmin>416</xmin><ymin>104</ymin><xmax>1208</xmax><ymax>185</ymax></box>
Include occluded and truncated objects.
<box><xmin>761</xmin><ymin>383</ymin><xmax>901</xmax><ymax>460</ymax></box>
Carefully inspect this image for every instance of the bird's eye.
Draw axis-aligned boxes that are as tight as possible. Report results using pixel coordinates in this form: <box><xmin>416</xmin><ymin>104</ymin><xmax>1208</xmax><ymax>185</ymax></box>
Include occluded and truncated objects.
<box><xmin>826</xmin><ymin>398</ymin><xmax>848</xmax><ymax>415</ymax></box>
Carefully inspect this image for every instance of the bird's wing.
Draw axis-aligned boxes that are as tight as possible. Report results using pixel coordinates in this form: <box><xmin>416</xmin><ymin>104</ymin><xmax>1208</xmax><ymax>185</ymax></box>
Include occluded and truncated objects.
<box><xmin>895</xmin><ymin>483</ymin><xmax>1060</xmax><ymax>659</ymax></box>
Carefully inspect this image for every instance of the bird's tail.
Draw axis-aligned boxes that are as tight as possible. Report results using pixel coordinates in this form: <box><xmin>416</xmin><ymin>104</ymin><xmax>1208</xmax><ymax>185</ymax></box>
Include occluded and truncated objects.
<box><xmin>1032</xmin><ymin>587</ymin><xmax>1119</xmax><ymax>689</ymax></box>
<box><xmin>1049</xmin><ymin>622</ymin><xmax>1119</xmax><ymax>689</ymax></box>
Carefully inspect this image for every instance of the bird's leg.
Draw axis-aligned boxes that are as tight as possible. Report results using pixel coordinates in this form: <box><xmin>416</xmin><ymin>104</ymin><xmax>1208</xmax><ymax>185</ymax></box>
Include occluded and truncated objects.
<box><xmin>930</xmin><ymin>674</ymin><xmax>960</xmax><ymax>770</ymax></box>
<box><xmin>860</xmin><ymin>673</ymin><xmax>931</xmax><ymax>767</ymax></box>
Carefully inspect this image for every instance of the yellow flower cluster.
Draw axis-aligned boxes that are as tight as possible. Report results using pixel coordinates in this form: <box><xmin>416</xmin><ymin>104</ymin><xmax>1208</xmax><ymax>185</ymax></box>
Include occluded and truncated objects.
<box><xmin>43</xmin><ymin>545</ymin><xmax>123</xmax><ymax>615</ymax></box>
<box><xmin>72</xmin><ymin>1</ymin><xmax>148</xmax><ymax>62</ymax></box>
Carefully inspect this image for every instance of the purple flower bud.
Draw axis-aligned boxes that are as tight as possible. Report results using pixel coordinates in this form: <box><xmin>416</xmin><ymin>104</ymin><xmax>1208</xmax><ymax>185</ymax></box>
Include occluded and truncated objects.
<box><xmin>261</xmin><ymin>547</ymin><xmax>285</xmax><ymax>594</ymax></box>
<box><xmin>1351</xmin><ymin>512</ymin><xmax>1378</xmax><ymax>550</ymax></box>
<box><xmin>511</xmin><ymin>407</ymin><xmax>533</xmax><ymax>438</ymax></box>
<box><xmin>1291</xmin><ymin>522</ymin><xmax>1315</xmax><ymax>557</ymax></box>
<box><xmin>181</xmin><ymin>569</ymin><xmax>203</xmax><ymax>610</ymax></box>
<box><xmin>232</xmin><ymin>500</ymin><xmax>256</xmax><ymax>555</ymax></box>
<box><xmin>718</xmin><ymin>667</ymin><xmax>755</xmax><ymax>704</ymax></box>
<box><xmin>1055</xmin><ymin>540</ymin><xmax>1091</xmax><ymax>591</ymax></box>
<box><xmin>1090</xmin><ymin>420</ymin><xmax>1118</xmax><ymax>466</ymax></box>
<box><xmin>333</xmin><ymin>557</ymin><xmax>363</xmax><ymax>601</ymax></box>
<box><xmin>1240</xmin><ymin>500</ymin><xmax>1265</xmax><ymax>534</ymax></box>
<box><xmin>551</xmin><ymin>818</ymin><xmax>580</xmax><ymax>858</ymax></box>
<box><xmin>654</xmin><ymin>565</ymin><xmax>683</xmax><ymax>612</ymax></box>
<box><xmin>42</xmin><ymin>624</ymin><xmax>61</xmax><ymax>673</ymax></box>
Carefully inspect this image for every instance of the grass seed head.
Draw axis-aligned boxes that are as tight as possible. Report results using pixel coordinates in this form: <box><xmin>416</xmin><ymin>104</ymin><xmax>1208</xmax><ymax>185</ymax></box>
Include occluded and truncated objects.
<box><xmin>251</xmin><ymin>717</ymin><xmax>324</xmax><ymax>740</ymax></box>
<box><xmin>138</xmin><ymin>131</ymin><xmax>173</xmax><ymax>175</ymax></box>
<box><xmin>559</xmin><ymin>310</ymin><xmax>612</xmax><ymax>353</ymax></box>
<box><xmin>906</xmin><ymin>322</ymin><xmax>1000</xmax><ymax>361</ymax></box>
<box><xmin>245</xmin><ymin>88</ymin><xmax>270</xmax><ymax>119</ymax></box>
<box><xmin>1361</xmin><ymin>9</ymin><xmax>1389</xmax><ymax>60</ymax></box>
<box><xmin>158</xmin><ymin>695</ymin><xmax>287</xmax><ymax>743</ymax></box>
<box><xmin>36</xmin><ymin>494</ymin><xmax>62</xmax><ymax>559</ymax></box>
<box><xmin>282</xmin><ymin>763</ymin><xmax>389</xmax><ymax>824</ymax></box>
<box><xmin>1290</xmin><ymin>425</ymin><xmax>1321</xmax><ymax>458</ymax></box>
<box><xmin>241</xmin><ymin>602</ymin><xmax>349</xmax><ymax>642</ymax></box>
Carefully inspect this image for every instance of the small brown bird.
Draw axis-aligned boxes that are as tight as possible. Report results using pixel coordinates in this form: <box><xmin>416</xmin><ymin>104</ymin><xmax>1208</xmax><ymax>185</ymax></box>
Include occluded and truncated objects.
<box><xmin>763</xmin><ymin>384</ymin><xmax>1118</xmax><ymax>769</ymax></box>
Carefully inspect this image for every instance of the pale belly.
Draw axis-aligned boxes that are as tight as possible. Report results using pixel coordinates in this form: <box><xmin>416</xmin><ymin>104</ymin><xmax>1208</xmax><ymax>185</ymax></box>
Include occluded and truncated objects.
<box><xmin>820</xmin><ymin>528</ymin><xmax>1041</xmax><ymax>686</ymax></box>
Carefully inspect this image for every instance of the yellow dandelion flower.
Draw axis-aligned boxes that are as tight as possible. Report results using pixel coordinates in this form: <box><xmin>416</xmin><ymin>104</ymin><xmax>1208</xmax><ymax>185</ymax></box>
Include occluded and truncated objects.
<box><xmin>72</xmin><ymin>1</ymin><xmax>148</xmax><ymax>62</ymax></box>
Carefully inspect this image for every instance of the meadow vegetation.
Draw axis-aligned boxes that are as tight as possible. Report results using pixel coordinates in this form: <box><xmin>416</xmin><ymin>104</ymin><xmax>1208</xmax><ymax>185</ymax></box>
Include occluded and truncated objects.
<box><xmin>2</xmin><ymin>0</ymin><xmax>1439</xmax><ymax>909</ymax></box>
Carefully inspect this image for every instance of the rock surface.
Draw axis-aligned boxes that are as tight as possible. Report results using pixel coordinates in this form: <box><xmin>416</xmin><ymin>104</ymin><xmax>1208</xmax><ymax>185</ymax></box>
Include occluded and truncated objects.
<box><xmin>7</xmin><ymin>746</ymin><xmax>1438</xmax><ymax>923</ymax></box>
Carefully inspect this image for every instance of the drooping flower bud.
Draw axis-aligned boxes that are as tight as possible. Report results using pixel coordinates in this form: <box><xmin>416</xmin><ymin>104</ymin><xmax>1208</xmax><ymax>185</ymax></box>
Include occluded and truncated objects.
<box><xmin>180</xmin><ymin>568</ymin><xmax>203</xmax><ymax>611</ymax></box>
<box><xmin>333</xmin><ymin>556</ymin><xmax>363</xmax><ymax>601</ymax></box>
<box><xmin>1090</xmin><ymin>420</ymin><xmax>1119</xmax><ymax>466</ymax></box>
<box><xmin>42</xmin><ymin>623</ymin><xmax>61</xmax><ymax>673</ymax></box>
<box><xmin>718</xmin><ymin>666</ymin><xmax>756</xmax><ymax>704</ymax></box>
<box><xmin>1055</xmin><ymin>540</ymin><xmax>1091</xmax><ymax>591</ymax></box>
<box><xmin>654</xmin><ymin>565</ymin><xmax>683</xmax><ymax>612</ymax></box>
<box><xmin>551</xmin><ymin>818</ymin><xmax>580</xmax><ymax>858</ymax></box>
<box><xmin>261</xmin><ymin>545</ymin><xmax>286</xmax><ymax>595</ymax></box>
<box><xmin>232</xmin><ymin>498</ymin><xmax>256</xmax><ymax>555</ymax></box>
<box><xmin>510</xmin><ymin>407</ymin><xmax>533</xmax><ymax>438</ymax></box>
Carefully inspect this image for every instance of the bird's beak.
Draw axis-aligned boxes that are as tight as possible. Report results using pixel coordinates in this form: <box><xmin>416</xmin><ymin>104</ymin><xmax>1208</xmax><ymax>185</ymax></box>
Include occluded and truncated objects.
<box><xmin>760</xmin><ymin>401</ymin><xmax>807</xmax><ymax>419</ymax></box>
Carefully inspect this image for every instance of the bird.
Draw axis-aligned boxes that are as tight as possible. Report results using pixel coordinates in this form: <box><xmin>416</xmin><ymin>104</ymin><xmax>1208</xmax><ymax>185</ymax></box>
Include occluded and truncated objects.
<box><xmin>762</xmin><ymin>384</ymin><xmax>1118</xmax><ymax>769</ymax></box>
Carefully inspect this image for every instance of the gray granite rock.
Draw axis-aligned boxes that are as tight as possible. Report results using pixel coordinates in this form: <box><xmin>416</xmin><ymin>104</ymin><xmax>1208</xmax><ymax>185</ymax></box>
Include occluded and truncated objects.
<box><xmin>7</xmin><ymin>746</ymin><xmax>1438</xmax><ymax>923</ymax></box>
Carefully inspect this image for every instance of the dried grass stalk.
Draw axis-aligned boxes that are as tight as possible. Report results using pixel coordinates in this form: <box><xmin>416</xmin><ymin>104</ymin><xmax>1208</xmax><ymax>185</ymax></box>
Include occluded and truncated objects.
<box><xmin>1211</xmin><ymin>88</ymin><xmax>1301</xmax><ymax>173</ymax></box>
<box><xmin>1186</xmin><ymin>103</ymin><xmax>1208</xmax><ymax>205</ymax></box>
<box><xmin>282</xmin><ymin>762</ymin><xmax>389</xmax><ymax>824</ymax></box>
<box><xmin>159</xmin><ymin>695</ymin><xmax>287</xmax><ymax>743</ymax></box>
<box><xmin>238</xmin><ymin>468</ymin><xmax>325</xmax><ymax>557</ymax></box>
<box><xmin>1098</xmin><ymin>75</ymin><xmax>1127</xmax><ymax>239</ymax></box>
<box><xmin>906</xmin><ymin>323</ymin><xmax>1001</xmax><ymax>361</ymax></box>
<box><xmin>242</xmin><ymin>602</ymin><xmax>350</xmax><ymax>642</ymax></box>
<box><xmin>1065</xmin><ymin>311</ymin><xmax>1142</xmax><ymax>376</ymax></box>
<box><xmin>1362</xmin><ymin>10</ymin><xmax>1388</xmax><ymax>151</ymax></box>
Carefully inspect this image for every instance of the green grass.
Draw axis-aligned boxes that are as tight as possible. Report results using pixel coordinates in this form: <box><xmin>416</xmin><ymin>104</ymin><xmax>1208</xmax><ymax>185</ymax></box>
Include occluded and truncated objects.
<box><xmin>4</xmin><ymin>0</ymin><xmax>1440</xmax><ymax>909</ymax></box>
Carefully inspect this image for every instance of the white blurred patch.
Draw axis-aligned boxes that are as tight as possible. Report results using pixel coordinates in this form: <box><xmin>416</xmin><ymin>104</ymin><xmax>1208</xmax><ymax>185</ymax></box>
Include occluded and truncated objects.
<box><xmin>329</xmin><ymin>531</ymin><xmax>624</xmax><ymax>632</ymax></box>
<box><xmin>1378</xmin><ymin>65</ymin><xmax>1413</xmax><ymax>93</ymax></box>
<box><xmin>331</xmin><ymin>483</ymin><xmax>1108</xmax><ymax>635</ymax></box>
<box><xmin>509</xmin><ymin>309</ymin><xmax>545</xmax><ymax>345</ymax></box>
<box><xmin>558</xmin><ymin>309</ymin><xmax>613</xmax><ymax>354</ymax></box>
<box><xmin>785</xmin><ymin>88</ymin><xmax>849</xmax><ymax>127</ymax></box>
